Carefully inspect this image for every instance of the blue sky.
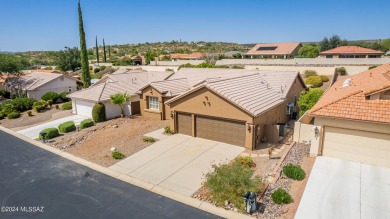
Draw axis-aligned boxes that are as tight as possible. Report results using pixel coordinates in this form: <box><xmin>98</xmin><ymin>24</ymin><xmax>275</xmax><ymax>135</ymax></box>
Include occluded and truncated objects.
<box><xmin>0</xmin><ymin>0</ymin><xmax>389</xmax><ymax>52</ymax></box>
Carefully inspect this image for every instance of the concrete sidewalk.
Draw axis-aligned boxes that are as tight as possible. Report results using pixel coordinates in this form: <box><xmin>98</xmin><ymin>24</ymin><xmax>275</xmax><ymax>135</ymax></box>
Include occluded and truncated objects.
<box><xmin>110</xmin><ymin>134</ymin><xmax>245</xmax><ymax>196</ymax></box>
<box><xmin>17</xmin><ymin>115</ymin><xmax>89</xmax><ymax>139</ymax></box>
<box><xmin>295</xmin><ymin>156</ymin><xmax>390</xmax><ymax>219</ymax></box>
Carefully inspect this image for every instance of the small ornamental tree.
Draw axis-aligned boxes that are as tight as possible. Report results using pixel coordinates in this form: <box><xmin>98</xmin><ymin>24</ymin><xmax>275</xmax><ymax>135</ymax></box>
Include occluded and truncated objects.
<box><xmin>298</xmin><ymin>88</ymin><xmax>324</xmax><ymax>117</ymax></box>
<box><xmin>110</xmin><ymin>93</ymin><xmax>131</xmax><ymax>117</ymax></box>
<box><xmin>92</xmin><ymin>102</ymin><xmax>106</xmax><ymax>123</ymax></box>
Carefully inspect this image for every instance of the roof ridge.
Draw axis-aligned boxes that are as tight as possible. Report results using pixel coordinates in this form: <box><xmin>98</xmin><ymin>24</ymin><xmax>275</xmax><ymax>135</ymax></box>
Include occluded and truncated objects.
<box><xmin>151</xmin><ymin>77</ymin><xmax>187</xmax><ymax>84</ymax></box>
<box><xmin>206</xmin><ymin>73</ymin><xmax>260</xmax><ymax>84</ymax></box>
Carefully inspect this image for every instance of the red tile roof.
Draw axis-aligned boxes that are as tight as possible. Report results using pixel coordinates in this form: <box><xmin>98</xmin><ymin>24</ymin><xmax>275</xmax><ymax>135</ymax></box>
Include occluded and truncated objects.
<box><xmin>319</xmin><ymin>46</ymin><xmax>384</xmax><ymax>55</ymax></box>
<box><xmin>309</xmin><ymin>63</ymin><xmax>390</xmax><ymax>123</ymax></box>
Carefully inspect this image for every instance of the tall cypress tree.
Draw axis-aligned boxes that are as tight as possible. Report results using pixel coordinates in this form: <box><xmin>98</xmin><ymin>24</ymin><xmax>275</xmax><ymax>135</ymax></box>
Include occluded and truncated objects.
<box><xmin>108</xmin><ymin>46</ymin><xmax>111</xmax><ymax>57</ymax></box>
<box><xmin>103</xmin><ymin>38</ymin><xmax>107</xmax><ymax>62</ymax></box>
<box><xmin>78</xmin><ymin>0</ymin><xmax>91</xmax><ymax>88</ymax></box>
<box><xmin>95</xmin><ymin>36</ymin><xmax>99</xmax><ymax>64</ymax></box>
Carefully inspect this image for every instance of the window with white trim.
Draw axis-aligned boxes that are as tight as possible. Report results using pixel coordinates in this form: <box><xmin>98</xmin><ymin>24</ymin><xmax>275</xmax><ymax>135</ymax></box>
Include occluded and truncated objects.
<box><xmin>148</xmin><ymin>96</ymin><xmax>159</xmax><ymax>110</ymax></box>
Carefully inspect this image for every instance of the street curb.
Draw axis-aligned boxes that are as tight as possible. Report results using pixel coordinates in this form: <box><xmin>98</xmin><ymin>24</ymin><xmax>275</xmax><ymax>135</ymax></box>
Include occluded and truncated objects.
<box><xmin>0</xmin><ymin>126</ymin><xmax>252</xmax><ymax>219</ymax></box>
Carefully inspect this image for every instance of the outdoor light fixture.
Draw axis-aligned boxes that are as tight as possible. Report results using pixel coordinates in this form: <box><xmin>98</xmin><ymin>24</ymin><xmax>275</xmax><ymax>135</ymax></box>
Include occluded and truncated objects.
<box><xmin>247</xmin><ymin>124</ymin><xmax>251</xmax><ymax>132</ymax></box>
<box><xmin>170</xmin><ymin>111</ymin><xmax>174</xmax><ymax>118</ymax></box>
<box><xmin>314</xmin><ymin>127</ymin><xmax>319</xmax><ymax>138</ymax></box>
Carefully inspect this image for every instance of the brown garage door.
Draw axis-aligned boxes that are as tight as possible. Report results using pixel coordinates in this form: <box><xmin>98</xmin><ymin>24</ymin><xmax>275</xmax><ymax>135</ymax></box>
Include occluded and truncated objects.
<box><xmin>196</xmin><ymin>116</ymin><xmax>245</xmax><ymax>147</ymax></box>
<box><xmin>177</xmin><ymin>113</ymin><xmax>192</xmax><ymax>136</ymax></box>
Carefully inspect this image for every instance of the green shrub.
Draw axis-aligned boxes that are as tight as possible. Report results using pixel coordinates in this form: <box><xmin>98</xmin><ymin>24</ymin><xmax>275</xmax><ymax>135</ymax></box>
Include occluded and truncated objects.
<box><xmin>58</xmin><ymin>121</ymin><xmax>76</xmax><ymax>133</ymax></box>
<box><xmin>41</xmin><ymin>92</ymin><xmax>59</xmax><ymax>102</ymax></box>
<box><xmin>236</xmin><ymin>156</ymin><xmax>256</xmax><ymax>168</ymax></box>
<box><xmin>27</xmin><ymin>111</ymin><xmax>32</xmax><ymax>117</ymax></box>
<box><xmin>305</xmin><ymin>76</ymin><xmax>323</xmax><ymax>88</ymax></box>
<box><xmin>7</xmin><ymin>111</ymin><xmax>20</xmax><ymax>119</ymax></box>
<box><xmin>0</xmin><ymin>90</ymin><xmax>11</xmax><ymax>98</ymax></box>
<box><xmin>271</xmin><ymin>188</ymin><xmax>293</xmax><ymax>204</ymax></box>
<box><xmin>38</xmin><ymin>128</ymin><xmax>59</xmax><ymax>140</ymax></box>
<box><xmin>283</xmin><ymin>164</ymin><xmax>306</xmax><ymax>181</ymax></box>
<box><xmin>33</xmin><ymin>100</ymin><xmax>48</xmax><ymax>112</ymax></box>
<box><xmin>164</xmin><ymin>125</ymin><xmax>174</xmax><ymax>134</ymax></box>
<box><xmin>0</xmin><ymin>112</ymin><xmax>4</xmax><ymax>119</ymax></box>
<box><xmin>143</xmin><ymin>137</ymin><xmax>156</xmax><ymax>143</ymax></box>
<box><xmin>303</xmin><ymin>70</ymin><xmax>318</xmax><ymax>78</ymax></box>
<box><xmin>47</xmin><ymin>100</ymin><xmax>53</xmax><ymax>107</ymax></box>
<box><xmin>61</xmin><ymin>101</ymin><xmax>72</xmax><ymax>110</ymax></box>
<box><xmin>368</xmin><ymin>65</ymin><xmax>379</xmax><ymax>70</ymax></box>
<box><xmin>59</xmin><ymin>92</ymin><xmax>70</xmax><ymax>102</ymax></box>
<box><xmin>298</xmin><ymin>88</ymin><xmax>324</xmax><ymax>117</ymax></box>
<box><xmin>204</xmin><ymin>159</ymin><xmax>263</xmax><ymax>211</ymax></box>
<box><xmin>1</xmin><ymin>103</ymin><xmax>15</xmax><ymax>115</ymax></box>
<box><xmin>319</xmin><ymin>75</ymin><xmax>329</xmax><ymax>82</ymax></box>
<box><xmin>55</xmin><ymin>105</ymin><xmax>59</xmax><ymax>109</ymax></box>
<box><xmin>3</xmin><ymin>98</ymin><xmax>36</xmax><ymax>112</ymax></box>
<box><xmin>99</xmin><ymin>66</ymin><xmax>106</xmax><ymax>71</ymax></box>
<box><xmin>94</xmin><ymin>68</ymin><xmax>101</xmax><ymax>73</ymax></box>
<box><xmin>336</xmin><ymin>67</ymin><xmax>347</xmax><ymax>75</ymax></box>
<box><xmin>112</xmin><ymin>151</ymin><xmax>125</xmax><ymax>159</ymax></box>
<box><xmin>92</xmin><ymin>102</ymin><xmax>106</xmax><ymax>123</ymax></box>
<box><xmin>80</xmin><ymin>119</ymin><xmax>94</xmax><ymax>129</ymax></box>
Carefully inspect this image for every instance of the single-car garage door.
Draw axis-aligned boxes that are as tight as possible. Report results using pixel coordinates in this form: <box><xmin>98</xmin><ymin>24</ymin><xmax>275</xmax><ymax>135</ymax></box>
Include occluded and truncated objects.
<box><xmin>75</xmin><ymin>100</ymin><xmax>94</xmax><ymax>118</ymax></box>
<box><xmin>196</xmin><ymin>116</ymin><xmax>245</xmax><ymax>147</ymax></box>
<box><xmin>323</xmin><ymin>126</ymin><xmax>390</xmax><ymax>167</ymax></box>
<box><xmin>177</xmin><ymin>113</ymin><xmax>192</xmax><ymax>136</ymax></box>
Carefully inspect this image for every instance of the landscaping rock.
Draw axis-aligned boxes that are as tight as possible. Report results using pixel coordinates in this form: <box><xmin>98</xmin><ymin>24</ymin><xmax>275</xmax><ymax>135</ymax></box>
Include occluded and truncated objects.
<box><xmin>110</xmin><ymin>147</ymin><xmax>116</xmax><ymax>152</ymax></box>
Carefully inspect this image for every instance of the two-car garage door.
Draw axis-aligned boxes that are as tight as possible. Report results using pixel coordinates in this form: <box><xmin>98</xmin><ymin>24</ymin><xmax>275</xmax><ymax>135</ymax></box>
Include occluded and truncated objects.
<box><xmin>323</xmin><ymin>126</ymin><xmax>390</xmax><ymax>167</ymax></box>
<box><xmin>177</xmin><ymin>113</ymin><xmax>246</xmax><ymax>147</ymax></box>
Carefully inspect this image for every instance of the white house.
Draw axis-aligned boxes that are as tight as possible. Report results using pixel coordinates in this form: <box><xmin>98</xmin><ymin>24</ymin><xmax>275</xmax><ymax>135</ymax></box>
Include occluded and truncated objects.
<box><xmin>5</xmin><ymin>72</ymin><xmax>79</xmax><ymax>100</ymax></box>
<box><xmin>67</xmin><ymin>71</ymin><xmax>173</xmax><ymax>119</ymax></box>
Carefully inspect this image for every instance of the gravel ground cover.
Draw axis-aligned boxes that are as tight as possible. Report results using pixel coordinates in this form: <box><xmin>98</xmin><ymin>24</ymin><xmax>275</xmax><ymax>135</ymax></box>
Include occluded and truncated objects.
<box><xmin>46</xmin><ymin>116</ymin><xmax>169</xmax><ymax>167</ymax></box>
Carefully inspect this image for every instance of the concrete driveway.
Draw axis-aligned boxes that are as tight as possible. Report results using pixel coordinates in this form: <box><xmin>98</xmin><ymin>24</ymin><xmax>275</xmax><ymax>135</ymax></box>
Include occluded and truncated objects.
<box><xmin>109</xmin><ymin>134</ymin><xmax>245</xmax><ymax>196</ymax></box>
<box><xmin>17</xmin><ymin>115</ymin><xmax>89</xmax><ymax>139</ymax></box>
<box><xmin>295</xmin><ymin>156</ymin><xmax>390</xmax><ymax>219</ymax></box>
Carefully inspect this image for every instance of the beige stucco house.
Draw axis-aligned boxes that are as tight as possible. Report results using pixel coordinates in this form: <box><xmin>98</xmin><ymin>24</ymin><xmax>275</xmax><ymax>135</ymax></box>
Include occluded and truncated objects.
<box><xmin>319</xmin><ymin>46</ymin><xmax>384</xmax><ymax>58</ymax></box>
<box><xmin>4</xmin><ymin>72</ymin><xmax>79</xmax><ymax>100</ymax></box>
<box><xmin>68</xmin><ymin>70</ymin><xmax>172</xmax><ymax>119</ymax></box>
<box><xmin>138</xmin><ymin>68</ymin><xmax>306</xmax><ymax>149</ymax></box>
<box><xmin>307</xmin><ymin>63</ymin><xmax>390</xmax><ymax>167</ymax></box>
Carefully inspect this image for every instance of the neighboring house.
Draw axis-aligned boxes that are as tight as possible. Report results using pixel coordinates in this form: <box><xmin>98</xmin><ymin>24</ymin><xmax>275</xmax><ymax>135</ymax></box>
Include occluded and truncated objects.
<box><xmin>137</xmin><ymin>68</ymin><xmax>306</xmax><ymax>149</ymax></box>
<box><xmin>0</xmin><ymin>74</ymin><xmax>16</xmax><ymax>90</ymax></box>
<box><xmin>386</xmin><ymin>51</ymin><xmax>390</xmax><ymax>56</ymax></box>
<box><xmin>169</xmin><ymin>53</ymin><xmax>204</xmax><ymax>61</ymax></box>
<box><xmin>5</xmin><ymin>72</ymin><xmax>79</xmax><ymax>100</ymax></box>
<box><xmin>68</xmin><ymin>71</ymin><xmax>173</xmax><ymax>119</ymax></box>
<box><xmin>308</xmin><ymin>63</ymin><xmax>390</xmax><ymax>167</ymax></box>
<box><xmin>137</xmin><ymin>78</ymin><xmax>190</xmax><ymax>120</ymax></box>
<box><xmin>130</xmin><ymin>56</ymin><xmax>145</xmax><ymax>65</ymax></box>
<box><xmin>319</xmin><ymin>46</ymin><xmax>384</xmax><ymax>58</ymax></box>
<box><xmin>244</xmin><ymin>42</ymin><xmax>302</xmax><ymax>59</ymax></box>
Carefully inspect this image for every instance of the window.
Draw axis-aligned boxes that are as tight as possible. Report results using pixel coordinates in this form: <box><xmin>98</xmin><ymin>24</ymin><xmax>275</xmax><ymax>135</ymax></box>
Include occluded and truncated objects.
<box><xmin>148</xmin><ymin>96</ymin><xmax>159</xmax><ymax>110</ymax></box>
<box><xmin>326</xmin><ymin>55</ymin><xmax>333</xmax><ymax>58</ymax></box>
<box><xmin>257</xmin><ymin>46</ymin><xmax>278</xmax><ymax>51</ymax></box>
<box><xmin>68</xmin><ymin>86</ymin><xmax>72</xmax><ymax>92</ymax></box>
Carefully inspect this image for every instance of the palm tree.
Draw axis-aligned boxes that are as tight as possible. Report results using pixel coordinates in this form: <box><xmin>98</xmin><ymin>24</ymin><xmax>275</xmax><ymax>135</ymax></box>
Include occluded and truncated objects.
<box><xmin>110</xmin><ymin>93</ymin><xmax>131</xmax><ymax>117</ymax></box>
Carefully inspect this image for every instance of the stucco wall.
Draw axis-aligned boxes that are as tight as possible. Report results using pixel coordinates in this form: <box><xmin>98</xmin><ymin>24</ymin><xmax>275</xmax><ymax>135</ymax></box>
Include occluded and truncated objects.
<box><xmin>245</xmin><ymin>65</ymin><xmax>369</xmax><ymax>76</ymax></box>
<box><xmin>168</xmin><ymin>87</ymin><xmax>254</xmax><ymax>149</ymax></box>
<box><xmin>27</xmin><ymin>76</ymin><xmax>77</xmax><ymax>100</ymax></box>
<box><xmin>140</xmin><ymin>86</ymin><xmax>164</xmax><ymax>120</ymax></box>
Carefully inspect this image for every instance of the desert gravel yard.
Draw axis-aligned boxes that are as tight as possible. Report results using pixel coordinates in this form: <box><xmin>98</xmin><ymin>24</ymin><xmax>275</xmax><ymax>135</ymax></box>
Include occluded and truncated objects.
<box><xmin>46</xmin><ymin>116</ymin><xmax>169</xmax><ymax>167</ymax></box>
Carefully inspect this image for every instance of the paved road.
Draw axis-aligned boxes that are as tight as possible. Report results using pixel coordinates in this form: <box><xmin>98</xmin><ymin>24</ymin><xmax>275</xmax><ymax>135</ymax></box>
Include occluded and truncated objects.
<box><xmin>17</xmin><ymin>115</ymin><xmax>88</xmax><ymax>139</ymax></box>
<box><xmin>110</xmin><ymin>134</ymin><xmax>244</xmax><ymax>196</ymax></box>
<box><xmin>0</xmin><ymin>130</ymin><xmax>222</xmax><ymax>219</ymax></box>
<box><xmin>295</xmin><ymin>156</ymin><xmax>390</xmax><ymax>219</ymax></box>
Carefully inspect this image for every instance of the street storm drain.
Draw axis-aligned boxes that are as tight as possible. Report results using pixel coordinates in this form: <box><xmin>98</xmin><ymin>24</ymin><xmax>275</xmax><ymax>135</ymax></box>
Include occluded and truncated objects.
<box><xmin>84</xmin><ymin>171</ymin><xmax>90</xmax><ymax>177</ymax></box>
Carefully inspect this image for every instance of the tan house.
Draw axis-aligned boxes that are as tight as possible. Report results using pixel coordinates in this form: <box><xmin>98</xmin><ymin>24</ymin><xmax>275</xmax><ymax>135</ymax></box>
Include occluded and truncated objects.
<box><xmin>138</xmin><ymin>68</ymin><xmax>306</xmax><ymax>149</ymax></box>
<box><xmin>68</xmin><ymin>71</ymin><xmax>172</xmax><ymax>119</ymax></box>
<box><xmin>319</xmin><ymin>46</ymin><xmax>384</xmax><ymax>58</ymax></box>
<box><xmin>244</xmin><ymin>42</ymin><xmax>302</xmax><ymax>59</ymax></box>
<box><xmin>308</xmin><ymin>63</ymin><xmax>390</xmax><ymax>167</ymax></box>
